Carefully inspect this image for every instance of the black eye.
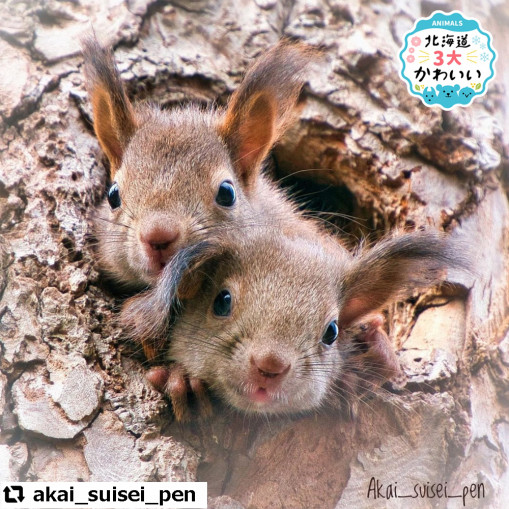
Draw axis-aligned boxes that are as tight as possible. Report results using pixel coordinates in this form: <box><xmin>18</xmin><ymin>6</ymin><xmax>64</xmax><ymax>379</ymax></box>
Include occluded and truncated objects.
<box><xmin>107</xmin><ymin>182</ymin><xmax>121</xmax><ymax>210</ymax></box>
<box><xmin>213</xmin><ymin>289</ymin><xmax>232</xmax><ymax>317</ymax></box>
<box><xmin>215</xmin><ymin>180</ymin><xmax>236</xmax><ymax>207</ymax></box>
<box><xmin>321</xmin><ymin>320</ymin><xmax>339</xmax><ymax>346</ymax></box>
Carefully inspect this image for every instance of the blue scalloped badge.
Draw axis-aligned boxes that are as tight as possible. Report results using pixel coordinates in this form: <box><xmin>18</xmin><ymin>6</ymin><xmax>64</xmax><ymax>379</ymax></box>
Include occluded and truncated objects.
<box><xmin>399</xmin><ymin>11</ymin><xmax>497</xmax><ymax>110</ymax></box>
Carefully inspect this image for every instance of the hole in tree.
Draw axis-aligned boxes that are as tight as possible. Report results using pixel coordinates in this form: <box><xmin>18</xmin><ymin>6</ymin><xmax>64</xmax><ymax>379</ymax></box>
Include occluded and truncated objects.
<box><xmin>268</xmin><ymin>155</ymin><xmax>377</xmax><ymax>246</ymax></box>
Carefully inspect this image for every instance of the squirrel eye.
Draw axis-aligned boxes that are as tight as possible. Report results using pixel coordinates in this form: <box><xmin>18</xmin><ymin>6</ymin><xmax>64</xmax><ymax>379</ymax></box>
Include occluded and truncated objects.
<box><xmin>215</xmin><ymin>180</ymin><xmax>236</xmax><ymax>207</ymax></box>
<box><xmin>321</xmin><ymin>320</ymin><xmax>339</xmax><ymax>346</ymax></box>
<box><xmin>107</xmin><ymin>182</ymin><xmax>121</xmax><ymax>210</ymax></box>
<box><xmin>213</xmin><ymin>289</ymin><xmax>232</xmax><ymax>317</ymax></box>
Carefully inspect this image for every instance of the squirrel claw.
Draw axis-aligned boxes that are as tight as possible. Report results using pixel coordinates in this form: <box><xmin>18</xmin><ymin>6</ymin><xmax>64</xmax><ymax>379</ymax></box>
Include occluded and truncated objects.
<box><xmin>166</xmin><ymin>363</ymin><xmax>191</xmax><ymax>422</ymax></box>
<box><xmin>190</xmin><ymin>376</ymin><xmax>213</xmax><ymax>418</ymax></box>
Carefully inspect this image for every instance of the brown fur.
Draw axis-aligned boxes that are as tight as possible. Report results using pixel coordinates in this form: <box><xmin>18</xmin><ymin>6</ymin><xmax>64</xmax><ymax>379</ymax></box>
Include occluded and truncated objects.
<box><xmin>219</xmin><ymin>40</ymin><xmax>321</xmax><ymax>190</ymax></box>
<box><xmin>82</xmin><ymin>37</ymin><xmax>136</xmax><ymax>173</ymax></box>
<box><xmin>128</xmin><ymin>227</ymin><xmax>463</xmax><ymax>419</ymax></box>
<box><xmin>82</xmin><ymin>37</ymin><xmax>468</xmax><ymax>421</ymax></box>
<box><xmin>82</xmin><ymin>36</ymin><xmax>323</xmax><ymax>359</ymax></box>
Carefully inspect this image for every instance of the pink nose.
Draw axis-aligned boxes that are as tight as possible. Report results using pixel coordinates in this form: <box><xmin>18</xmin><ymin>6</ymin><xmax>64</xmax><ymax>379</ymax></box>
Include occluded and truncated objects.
<box><xmin>250</xmin><ymin>354</ymin><xmax>290</xmax><ymax>379</ymax></box>
<box><xmin>140</xmin><ymin>226</ymin><xmax>180</xmax><ymax>267</ymax></box>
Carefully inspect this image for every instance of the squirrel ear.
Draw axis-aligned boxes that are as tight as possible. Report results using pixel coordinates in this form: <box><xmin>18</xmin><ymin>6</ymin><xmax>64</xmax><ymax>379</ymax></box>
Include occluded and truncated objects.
<box><xmin>220</xmin><ymin>91</ymin><xmax>277</xmax><ymax>190</ymax></box>
<box><xmin>219</xmin><ymin>40</ymin><xmax>319</xmax><ymax>193</ymax></box>
<box><xmin>337</xmin><ymin>231</ymin><xmax>467</xmax><ymax>327</ymax></box>
<box><xmin>82</xmin><ymin>36</ymin><xmax>136</xmax><ymax>176</ymax></box>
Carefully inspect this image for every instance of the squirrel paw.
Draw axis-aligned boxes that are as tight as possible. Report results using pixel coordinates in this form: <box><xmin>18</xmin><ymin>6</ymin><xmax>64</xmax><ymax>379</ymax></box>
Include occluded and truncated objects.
<box><xmin>146</xmin><ymin>364</ymin><xmax>212</xmax><ymax>422</ymax></box>
<box><xmin>344</xmin><ymin>314</ymin><xmax>401</xmax><ymax>402</ymax></box>
<box><xmin>357</xmin><ymin>314</ymin><xmax>401</xmax><ymax>382</ymax></box>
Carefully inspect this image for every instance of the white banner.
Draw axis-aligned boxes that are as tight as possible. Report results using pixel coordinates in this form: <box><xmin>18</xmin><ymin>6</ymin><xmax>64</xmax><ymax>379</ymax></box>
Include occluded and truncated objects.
<box><xmin>0</xmin><ymin>482</ymin><xmax>207</xmax><ymax>509</ymax></box>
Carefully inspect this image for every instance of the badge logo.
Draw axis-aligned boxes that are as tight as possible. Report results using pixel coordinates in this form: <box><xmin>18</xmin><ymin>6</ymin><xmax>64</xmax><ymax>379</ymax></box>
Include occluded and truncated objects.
<box><xmin>399</xmin><ymin>11</ymin><xmax>496</xmax><ymax>109</ymax></box>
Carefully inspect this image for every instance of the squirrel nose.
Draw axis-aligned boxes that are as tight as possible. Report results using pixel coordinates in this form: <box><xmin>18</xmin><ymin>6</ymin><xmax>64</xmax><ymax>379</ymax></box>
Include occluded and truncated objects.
<box><xmin>140</xmin><ymin>226</ymin><xmax>180</xmax><ymax>264</ymax></box>
<box><xmin>251</xmin><ymin>354</ymin><xmax>290</xmax><ymax>379</ymax></box>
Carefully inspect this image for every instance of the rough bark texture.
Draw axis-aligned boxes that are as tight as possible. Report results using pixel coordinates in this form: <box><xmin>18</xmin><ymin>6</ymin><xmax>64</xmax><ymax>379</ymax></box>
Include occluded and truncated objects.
<box><xmin>1</xmin><ymin>1</ymin><xmax>508</xmax><ymax>508</ymax></box>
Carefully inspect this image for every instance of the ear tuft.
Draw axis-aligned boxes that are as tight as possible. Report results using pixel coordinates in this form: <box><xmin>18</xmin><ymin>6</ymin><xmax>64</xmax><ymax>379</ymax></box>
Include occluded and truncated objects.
<box><xmin>82</xmin><ymin>35</ymin><xmax>137</xmax><ymax>174</ymax></box>
<box><xmin>338</xmin><ymin>230</ymin><xmax>471</xmax><ymax>327</ymax></box>
<box><xmin>219</xmin><ymin>39</ymin><xmax>321</xmax><ymax>192</ymax></box>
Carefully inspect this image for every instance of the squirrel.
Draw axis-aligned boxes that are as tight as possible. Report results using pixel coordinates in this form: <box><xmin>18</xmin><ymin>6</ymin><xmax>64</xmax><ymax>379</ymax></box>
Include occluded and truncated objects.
<box><xmin>82</xmin><ymin>37</ymin><xmax>326</xmax><ymax>360</ymax></box>
<box><xmin>121</xmin><ymin>226</ymin><xmax>463</xmax><ymax>421</ymax></box>
<box><xmin>83</xmin><ymin>38</ymin><xmax>467</xmax><ymax>421</ymax></box>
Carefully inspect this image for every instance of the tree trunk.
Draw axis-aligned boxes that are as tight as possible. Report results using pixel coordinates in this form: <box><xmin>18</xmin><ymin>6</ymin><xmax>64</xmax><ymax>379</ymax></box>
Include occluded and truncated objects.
<box><xmin>1</xmin><ymin>0</ymin><xmax>508</xmax><ymax>507</ymax></box>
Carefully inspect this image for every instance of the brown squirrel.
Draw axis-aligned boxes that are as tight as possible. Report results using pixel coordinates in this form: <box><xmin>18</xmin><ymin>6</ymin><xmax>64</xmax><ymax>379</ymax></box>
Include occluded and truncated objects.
<box><xmin>82</xmin><ymin>37</ymin><xmax>321</xmax><ymax>287</ymax></box>
<box><xmin>122</xmin><ymin>226</ymin><xmax>461</xmax><ymax>421</ymax></box>
<box><xmin>82</xmin><ymin>37</ymin><xmax>325</xmax><ymax>359</ymax></box>
<box><xmin>83</xmin><ymin>38</ymin><xmax>465</xmax><ymax>421</ymax></box>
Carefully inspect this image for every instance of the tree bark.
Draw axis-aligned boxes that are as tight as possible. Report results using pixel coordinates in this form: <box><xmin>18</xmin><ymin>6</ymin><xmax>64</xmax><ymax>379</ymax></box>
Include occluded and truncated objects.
<box><xmin>1</xmin><ymin>0</ymin><xmax>508</xmax><ymax>507</ymax></box>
